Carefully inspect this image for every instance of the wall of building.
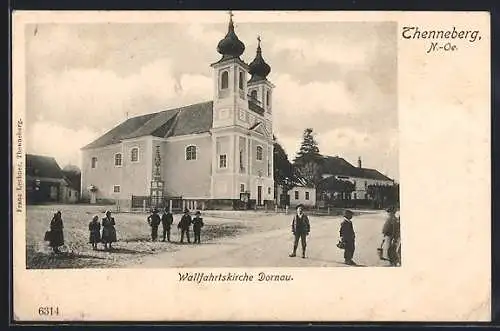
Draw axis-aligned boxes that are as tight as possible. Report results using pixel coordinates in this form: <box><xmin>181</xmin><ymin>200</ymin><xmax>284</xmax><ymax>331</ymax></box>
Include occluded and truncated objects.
<box><xmin>60</xmin><ymin>184</ymin><xmax>79</xmax><ymax>203</ymax></box>
<box><xmin>289</xmin><ymin>186</ymin><xmax>317</xmax><ymax>207</ymax></box>
<box><xmin>81</xmin><ymin>143</ymin><xmax>123</xmax><ymax>201</ymax></box>
<box><xmin>163</xmin><ymin>134</ymin><xmax>212</xmax><ymax>199</ymax></box>
<box><xmin>81</xmin><ymin>138</ymin><xmax>151</xmax><ymax>202</ymax></box>
<box><xmin>250</xmin><ymin>138</ymin><xmax>271</xmax><ymax>178</ymax></box>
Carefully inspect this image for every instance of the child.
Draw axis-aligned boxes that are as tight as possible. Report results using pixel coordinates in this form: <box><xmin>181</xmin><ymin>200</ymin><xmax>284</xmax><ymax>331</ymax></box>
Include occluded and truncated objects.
<box><xmin>88</xmin><ymin>215</ymin><xmax>101</xmax><ymax>250</ymax></box>
<box><xmin>192</xmin><ymin>211</ymin><xmax>204</xmax><ymax>244</ymax></box>
<box><xmin>339</xmin><ymin>209</ymin><xmax>356</xmax><ymax>265</ymax></box>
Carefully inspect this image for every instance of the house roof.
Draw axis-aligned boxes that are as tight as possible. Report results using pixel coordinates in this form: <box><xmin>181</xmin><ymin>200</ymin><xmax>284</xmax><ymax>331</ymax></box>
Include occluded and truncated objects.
<box><xmin>26</xmin><ymin>154</ymin><xmax>64</xmax><ymax>179</ymax></box>
<box><xmin>82</xmin><ymin>101</ymin><xmax>214</xmax><ymax>150</ymax></box>
<box><xmin>321</xmin><ymin>156</ymin><xmax>393</xmax><ymax>181</ymax></box>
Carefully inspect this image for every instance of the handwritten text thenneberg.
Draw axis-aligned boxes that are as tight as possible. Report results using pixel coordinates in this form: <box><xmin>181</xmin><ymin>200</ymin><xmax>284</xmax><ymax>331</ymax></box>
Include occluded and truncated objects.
<box><xmin>15</xmin><ymin>119</ymin><xmax>24</xmax><ymax>213</ymax></box>
<box><xmin>179</xmin><ymin>272</ymin><xmax>293</xmax><ymax>284</ymax></box>
<box><xmin>402</xmin><ymin>26</ymin><xmax>482</xmax><ymax>54</ymax></box>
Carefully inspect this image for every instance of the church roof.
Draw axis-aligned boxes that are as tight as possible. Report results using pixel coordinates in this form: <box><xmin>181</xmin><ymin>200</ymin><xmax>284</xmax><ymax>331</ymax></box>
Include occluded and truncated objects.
<box><xmin>321</xmin><ymin>156</ymin><xmax>392</xmax><ymax>181</ymax></box>
<box><xmin>82</xmin><ymin>101</ymin><xmax>213</xmax><ymax>150</ymax></box>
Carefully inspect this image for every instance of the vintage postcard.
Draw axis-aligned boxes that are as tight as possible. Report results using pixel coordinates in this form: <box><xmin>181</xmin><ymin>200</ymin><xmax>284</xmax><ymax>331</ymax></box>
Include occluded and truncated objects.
<box><xmin>12</xmin><ymin>10</ymin><xmax>490</xmax><ymax>322</ymax></box>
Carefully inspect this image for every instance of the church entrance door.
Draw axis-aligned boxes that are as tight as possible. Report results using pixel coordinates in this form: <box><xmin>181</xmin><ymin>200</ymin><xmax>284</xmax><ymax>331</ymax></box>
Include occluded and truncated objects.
<box><xmin>257</xmin><ymin>186</ymin><xmax>262</xmax><ymax>206</ymax></box>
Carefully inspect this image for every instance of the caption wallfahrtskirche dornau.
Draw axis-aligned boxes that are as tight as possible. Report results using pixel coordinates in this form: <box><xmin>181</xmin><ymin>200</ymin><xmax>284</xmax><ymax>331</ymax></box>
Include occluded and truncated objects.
<box><xmin>179</xmin><ymin>272</ymin><xmax>293</xmax><ymax>284</ymax></box>
<box><xmin>401</xmin><ymin>26</ymin><xmax>483</xmax><ymax>54</ymax></box>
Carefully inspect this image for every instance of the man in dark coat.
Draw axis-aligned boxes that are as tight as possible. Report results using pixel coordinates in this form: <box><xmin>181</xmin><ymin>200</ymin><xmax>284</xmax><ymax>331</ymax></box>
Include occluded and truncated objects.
<box><xmin>48</xmin><ymin>211</ymin><xmax>64</xmax><ymax>254</ymax></box>
<box><xmin>178</xmin><ymin>208</ymin><xmax>192</xmax><ymax>243</ymax></box>
<box><xmin>147</xmin><ymin>208</ymin><xmax>161</xmax><ymax>241</ymax></box>
<box><xmin>289</xmin><ymin>204</ymin><xmax>310</xmax><ymax>258</ymax></box>
<box><xmin>339</xmin><ymin>209</ymin><xmax>356</xmax><ymax>265</ymax></box>
<box><xmin>101</xmin><ymin>210</ymin><xmax>117</xmax><ymax>250</ymax></box>
<box><xmin>161</xmin><ymin>209</ymin><xmax>174</xmax><ymax>242</ymax></box>
<box><xmin>192</xmin><ymin>211</ymin><xmax>204</xmax><ymax>244</ymax></box>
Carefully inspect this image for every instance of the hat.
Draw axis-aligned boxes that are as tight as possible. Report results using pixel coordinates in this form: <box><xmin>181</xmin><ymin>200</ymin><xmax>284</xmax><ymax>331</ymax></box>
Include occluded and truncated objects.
<box><xmin>105</xmin><ymin>210</ymin><xmax>111</xmax><ymax>215</ymax></box>
<box><xmin>184</xmin><ymin>208</ymin><xmax>189</xmax><ymax>213</ymax></box>
<box><xmin>344</xmin><ymin>209</ymin><xmax>353</xmax><ymax>217</ymax></box>
<box><xmin>386</xmin><ymin>206</ymin><xmax>396</xmax><ymax>213</ymax></box>
<box><xmin>152</xmin><ymin>208</ymin><xmax>159</xmax><ymax>213</ymax></box>
<box><xmin>93</xmin><ymin>215</ymin><xmax>99</xmax><ymax>221</ymax></box>
<box><xmin>195</xmin><ymin>211</ymin><xmax>201</xmax><ymax>215</ymax></box>
<box><xmin>296</xmin><ymin>204</ymin><xmax>304</xmax><ymax>209</ymax></box>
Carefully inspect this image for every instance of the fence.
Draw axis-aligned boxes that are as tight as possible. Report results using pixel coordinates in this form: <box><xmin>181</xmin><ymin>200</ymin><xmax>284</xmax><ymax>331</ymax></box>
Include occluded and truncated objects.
<box><xmin>131</xmin><ymin>195</ymin><xmax>183</xmax><ymax>212</ymax></box>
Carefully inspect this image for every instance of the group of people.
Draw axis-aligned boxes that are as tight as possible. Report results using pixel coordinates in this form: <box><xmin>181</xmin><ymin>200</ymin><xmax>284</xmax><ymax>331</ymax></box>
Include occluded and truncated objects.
<box><xmin>146</xmin><ymin>208</ymin><xmax>205</xmax><ymax>244</ymax></box>
<box><xmin>45</xmin><ymin>205</ymin><xmax>401</xmax><ymax>266</ymax></box>
<box><xmin>45</xmin><ymin>208</ymin><xmax>206</xmax><ymax>253</ymax></box>
<box><xmin>288</xmin><ymin>204</ymin><xmax>401</xmax><ymax>266</ymax></box>
<box><xmin>88</xmin><ymin>210</ymin><xmax>117</xmax><ymax>250</ymax></box>
<box><xmin>45</xmin><ymin>210</ymin><xmax>117</xmax><ymax>253</ymax></box>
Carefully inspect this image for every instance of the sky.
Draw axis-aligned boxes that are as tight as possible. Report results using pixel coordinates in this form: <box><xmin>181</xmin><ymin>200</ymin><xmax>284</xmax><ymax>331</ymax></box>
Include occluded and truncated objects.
<box><xmin>24</xmin><ymin>14</ymin><xmax>399</xmax><ymax>180</ymax></box>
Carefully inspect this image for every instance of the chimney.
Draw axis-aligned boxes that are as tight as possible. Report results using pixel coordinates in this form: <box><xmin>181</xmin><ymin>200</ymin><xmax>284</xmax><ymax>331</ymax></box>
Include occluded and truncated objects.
<box><xmin>357</xmin><ymin>157</ymin><xmax>362</xmax><ymax>168</ymax></box>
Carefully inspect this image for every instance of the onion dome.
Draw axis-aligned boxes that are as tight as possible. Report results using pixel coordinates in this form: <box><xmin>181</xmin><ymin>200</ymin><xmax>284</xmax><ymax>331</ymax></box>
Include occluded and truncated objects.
<box><xmin>216</xmin><ymin>12</ymin><xmax>245</xmax><ymax>60</ymax></box>
<box><xmin>248</xmin><ymin>36</ymin><xmax>271</xmax><ymax>82</ymax></box>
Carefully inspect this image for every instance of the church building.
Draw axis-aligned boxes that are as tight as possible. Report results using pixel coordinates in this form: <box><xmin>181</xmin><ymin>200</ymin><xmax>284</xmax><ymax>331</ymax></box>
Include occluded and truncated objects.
<box><xmin>80</xmin><ymin>14</ymin><xmax>275</xmax><ymax>211</ymax></box>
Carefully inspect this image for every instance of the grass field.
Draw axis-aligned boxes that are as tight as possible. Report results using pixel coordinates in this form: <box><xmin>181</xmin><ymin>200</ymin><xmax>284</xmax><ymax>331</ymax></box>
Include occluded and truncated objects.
<box><xmin>26</xmin><ymin>204</ymin><xmax>249</xmax><ymax>269</ymax></box>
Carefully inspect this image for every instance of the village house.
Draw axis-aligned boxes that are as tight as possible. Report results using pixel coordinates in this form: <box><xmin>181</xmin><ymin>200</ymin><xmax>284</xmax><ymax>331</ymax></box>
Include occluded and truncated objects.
<box><xmin>81</xmin><ymin>14</ymin><xmax>275</xmax><ymax>211</ymax></box>
<box><xmin>26</xmin><ymin>154</ymin><xmax>80</xmax><ymax>204</ymax></box>
<box><xmin>320</xmin><ymin>155</ymin><xmax>394</xmax><ymax>200</ymax></box>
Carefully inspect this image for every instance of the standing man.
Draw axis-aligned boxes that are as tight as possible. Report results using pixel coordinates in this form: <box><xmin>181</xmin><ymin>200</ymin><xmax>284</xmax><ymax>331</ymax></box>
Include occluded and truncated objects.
<box><xmin>178</xmin><ymin>208</ymin><xmax>192</xmax><ymax>243</ymax></box>
<box><xmin>147</xmin><ymin>208</ymin><xmax>161</xmax><ymax>241</ymax></box>
<box><xmin>380</xmin><ymin>206</ymin><xmax>397</xmax><ymax>261</ymax></box>
<box><xmin>289</xmin><ymin>204</ymin><xmax>310</xmax><ymax>258</ymax></box>
<box><xmin>339</xmin><ymin>209</ymin><xmax>356</xmax><ymax>265</ymax></box>
<box><xmin>161</xmin><ymin>208</ymin><xmax>174</xmax><ymax>242</ymax></box>
<box><xmin>192</xmin><ymin>211</ymin><xmax>204</xmax><ymax>244</ymax></box>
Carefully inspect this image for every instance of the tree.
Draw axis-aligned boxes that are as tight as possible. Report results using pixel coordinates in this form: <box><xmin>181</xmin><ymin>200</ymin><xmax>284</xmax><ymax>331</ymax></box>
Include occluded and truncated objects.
<box><xmin>273</xmin><ymin>137</ymin><xmax>298</xmax><ymax>203</ymax></box>
<box><xmin>293</xmin><ymin>128</ymin><xmax>324</xmax><ymax>188</ymax></box>
<box><xmin>317</xmin><ymin>177</ymin><xmax>355</xmax><ymax>199</ymax></box>
<box><xmin>367</xmin><ymin>183</ymin><xmax>400</xmax><ymax>209</ymax></box>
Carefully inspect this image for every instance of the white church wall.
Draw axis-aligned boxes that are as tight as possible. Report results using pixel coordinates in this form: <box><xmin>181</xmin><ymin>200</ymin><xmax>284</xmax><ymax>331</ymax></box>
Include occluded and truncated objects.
<box><xmin>163</xmin><ymin>134</ymin><xmax>212</xmax><ymax>199</ymax></box>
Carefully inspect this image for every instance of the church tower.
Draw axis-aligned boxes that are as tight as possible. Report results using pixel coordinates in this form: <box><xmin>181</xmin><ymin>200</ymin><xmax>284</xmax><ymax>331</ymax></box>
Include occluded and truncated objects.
<box><xmin>210</xmin><ymin>12</ymin><xmax>275</xmax><ymax>208</ymax></box>
<box><xmin>247</xmin><ymin>36</ymin><xmax>275</xmax><ymax>135</ymax></box>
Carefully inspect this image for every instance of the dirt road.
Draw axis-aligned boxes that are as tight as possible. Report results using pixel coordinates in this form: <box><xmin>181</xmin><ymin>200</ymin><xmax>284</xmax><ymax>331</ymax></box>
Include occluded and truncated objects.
<box><xmin>137</xmin><ymin>211</ymin><xmax>392</xmax><ymax>268</ymax></box>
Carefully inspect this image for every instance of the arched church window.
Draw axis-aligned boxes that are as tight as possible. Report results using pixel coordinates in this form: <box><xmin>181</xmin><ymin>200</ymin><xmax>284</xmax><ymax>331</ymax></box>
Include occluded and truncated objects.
<box><xmin>239</xmin><ymin>71</ymin><xmax>244</xmax><ymax>90</ymax></box>
<box><xmin>250</xmin><ymin>90</ymin><xmax>258</xmax><ymax>100</ymax></box>
<box><xmin>130</xmin><ymin>147</ymin><xmax>139</xmax><ymax>162</ymax></box>
<box><xmin>185</xmin><ymin>145</ymin><xmax>197</xmax><ymax>160</ymax></box>
<box><xmin>221</xmin><ymin>71</ymin><xmax>229</xmax><ymax>89</ymax></box>
<box><xmin>256</xmin><ymin>146</ymin><xmax>263</xmax><ymax>161</ymax></box>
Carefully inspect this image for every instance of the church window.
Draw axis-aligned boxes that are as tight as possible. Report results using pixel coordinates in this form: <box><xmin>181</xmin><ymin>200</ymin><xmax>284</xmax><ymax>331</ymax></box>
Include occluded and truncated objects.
<box><xmin>239</xmin><ymin>71</ymin><xmax>244</xmax><ymax>90</ymax></box>
<box><xmin>130</xmin><ymin>147</ymin><xmax>139</xmax><ymax>162</ymax></box>
<box><xmin>114</xmin><ymin>153</ymin><xmax>122</xmax><ymax>167</ymax></box>
<box><xmin>256</xmin><ymin>146</ymin><xmax>263</xmax><ymax>161</ymax></box>
<box><xmin>240</xmin><ymin>184</ymin><xmax>245</xmax><ymax>193</ymax></box>
<box><xmin>185</xmin><ymin>145</ymin><xmax>197</xmax><ymax>160</ymax></box>
<box><xmin>294</xmin><ymin>191</ymin><xmax>299</xmax><ymax>200</ymax></box>
<box><xmin>113</xmin><ymin>185</ymin><xmax>120</xmax><ymax>193</ymax></box>
<box><xmin>221</xmin><ymin>71</ymin><xmax>229</xmax><ymax>89</ymax></box>
<box><xmin>268</xmin><ymin>187</ymin><xmax>271</xmax><ymax>195</ymax></box>
<box><xmin>250</xmin><ymin>90</ymin><xmax>258</xmax><ymax>100</ymax></box>
<box><xmin>266</xmin><ymin>90</ymin><xmax>271</xmax><ymax>106</ymax></box>
<box><xmin>305</xmin><ymin>192</ymin><xmax>310</xmax><ymax>200</ymax></box>
<box><xmin>91</xmin><ymin>157</ymin><xmax>97</xmax><ymax>169</ymax></box>
<box><xmin>219</xmin><ymin>154</ymin><xmax>227</xmax><ymax>168</ymax></box>
<box><xmin>239</xmin><ymin>150</ymin><xmax>245</xmax><ymax>172</ymax></box>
